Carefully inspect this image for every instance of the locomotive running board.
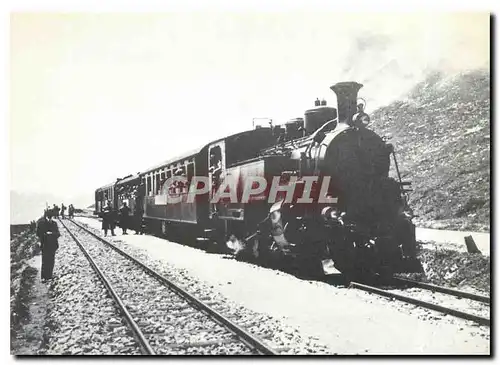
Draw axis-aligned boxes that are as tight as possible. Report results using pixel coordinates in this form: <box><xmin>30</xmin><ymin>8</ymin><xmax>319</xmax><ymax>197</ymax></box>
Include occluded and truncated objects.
<box><xmin>321</xmin><ymin>259</ymin><xmax>340</xmax><ymax>275</ymax></box>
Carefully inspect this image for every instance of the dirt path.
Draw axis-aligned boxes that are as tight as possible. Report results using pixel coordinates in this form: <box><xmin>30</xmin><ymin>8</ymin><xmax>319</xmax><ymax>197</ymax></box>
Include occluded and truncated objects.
<box><xmin>11</xmin><ymin>255</ymin><xmax>50</xmax><ymax>355</ymax></box>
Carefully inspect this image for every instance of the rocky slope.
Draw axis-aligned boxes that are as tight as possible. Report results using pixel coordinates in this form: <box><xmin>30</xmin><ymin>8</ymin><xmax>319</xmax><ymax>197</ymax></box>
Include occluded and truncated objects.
<box><xmin>370</xmin><ymin>69</ymin><xmax>490</xmax><ymax>232</ymax></box>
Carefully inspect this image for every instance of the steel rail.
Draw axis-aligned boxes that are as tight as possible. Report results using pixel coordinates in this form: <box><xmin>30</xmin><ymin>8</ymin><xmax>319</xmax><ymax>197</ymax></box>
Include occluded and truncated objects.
<box><xmin>350</xmin><ymin>281</ymin><xmax>490</xmax><ymax>327</ymax></box>
<box><xmin>59</xmin><ymin>219</ymin><xmax>156</xmax><ymax>355</ymax></box>
<box><xmin>392</xmin><ymin>277</ymin><xmax>490</xmax><ymax>304</ymax></box>
<box><xmin>68</xmin><ymin>219</ymin><xmax>278</xmax><ymax>355</ymax></box>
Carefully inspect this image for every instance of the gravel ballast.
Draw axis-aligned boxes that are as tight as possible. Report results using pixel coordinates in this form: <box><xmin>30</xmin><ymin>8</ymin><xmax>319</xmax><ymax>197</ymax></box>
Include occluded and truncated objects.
<box><xmin>75</xmin><ymin>217</ymin><xmax>490</xmax><ymax>354</ymax></box>
<box><xmin>65</xmin><ymin>220</ymin><xmax>333</xmax><ymax>355</ymax></box>
<box><xmin>42</xmin><ymin>224</ymin><xmax>141</xmax><ymax>355</ymax></box>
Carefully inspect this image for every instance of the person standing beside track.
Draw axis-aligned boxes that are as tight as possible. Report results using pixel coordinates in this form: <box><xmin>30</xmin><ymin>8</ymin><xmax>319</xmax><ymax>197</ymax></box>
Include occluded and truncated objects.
<box><xmin>36</xmin><ymin>210</ymin><xmax>60</xmax><ymax>282</ymax></box>
<box><xmin>68</xmin><ymin>204</ymin><xmax>75</xmax><ymax>219</ymax></box>
<box><xmin>119</xmin><ymin>202</ymin><xmax>131</xmax><ymax>235</ymax></box>
<box><xmin>102</xmin><ymin>201</ymin><xmax>116</xmax><ymax>237</ymax></box>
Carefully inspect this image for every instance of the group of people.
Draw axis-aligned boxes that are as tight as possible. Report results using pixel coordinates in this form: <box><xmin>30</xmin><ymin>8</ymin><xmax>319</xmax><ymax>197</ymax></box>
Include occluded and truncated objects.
<box><xmin>46</xmin><ymin>203</ymin><xmax>75</xmax><ymax>220</ymax></box>
<box><xmin>101</xmin><ymin>200</ymin><xmax>143</xmax><ymax>237</ymax></box>
<box><xmin>34</xmin><ymin>200</ymin><xmax>143</xmax><ymax>282</ymax></box>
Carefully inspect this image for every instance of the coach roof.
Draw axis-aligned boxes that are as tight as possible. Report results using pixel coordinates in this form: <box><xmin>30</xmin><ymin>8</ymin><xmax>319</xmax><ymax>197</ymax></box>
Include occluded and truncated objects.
<box><xmin>140</xmin><ymin>144</ymin><xmax>206</xmax><ymax>174</ymax></box>
<box><xmin>139</xmin><ymin>128</ymin><xmax>273</xmax><ymax>175</ymax></box>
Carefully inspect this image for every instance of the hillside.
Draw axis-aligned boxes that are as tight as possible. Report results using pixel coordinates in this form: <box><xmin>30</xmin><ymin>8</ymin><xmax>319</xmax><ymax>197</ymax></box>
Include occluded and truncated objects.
<box><xmin>370</xmin><ymin>69</ymin><xmax>490</xmax><ymax>232</ymax></box>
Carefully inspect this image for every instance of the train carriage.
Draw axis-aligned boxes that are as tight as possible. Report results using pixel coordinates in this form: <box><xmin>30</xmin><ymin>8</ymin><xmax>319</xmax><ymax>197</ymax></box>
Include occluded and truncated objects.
<box><xmin>94</xmin><ymin>182</ymin><xmax>116</xmax><ymax>217</ymax></box>
<box><xmin>116</xmin><ymin>174</ymin><xmax>141</xmax><ymax>217</ymax></box>
<box><xmin>139</xmin><ymin>146</ymin><xmax>207</xmax><ymax>235</ymax></box>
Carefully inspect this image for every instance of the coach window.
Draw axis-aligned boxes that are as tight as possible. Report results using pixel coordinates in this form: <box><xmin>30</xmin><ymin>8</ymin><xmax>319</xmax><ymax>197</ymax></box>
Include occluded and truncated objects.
<box><xmin>187</xmin><ymin>162</ymin><xmax>194</xmax><ymax>182</ymax></box>
<box><xmin>156</xmin><ymin>172</ymin><xmax>161</xmax><ymax>195</ymax></box>
<box><xmin>151</xmin><ymin>173</ymin><xmax>155</xmax><ymax>196</ymax></box>
<box><xmin>147</xmin><ymin>175</ymin><xmax>152</xmax><ymax>196</ymax></box>
<box><xmin>175</xmin><ymin>165</ymin><xmax>186</xmax><ymax>193</ymax></box>
<box><xmin>152</xmin><ymin>172</ymin><xmax>155</xmax><ymax>194</ymax></box>
<box><xmin>175</xmin><ymin>165</ymin><xmax>185</xmax><ymax>176</ymax></box>
<box><xmin>160</xmin><ymin>171</ymin><xmax>166</xmax><ymax>191</ymax></box>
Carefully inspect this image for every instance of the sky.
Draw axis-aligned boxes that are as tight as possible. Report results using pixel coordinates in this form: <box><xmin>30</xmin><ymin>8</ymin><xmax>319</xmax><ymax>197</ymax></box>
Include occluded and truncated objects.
<box><xmin>10</xmin><ymin>12</ymin><xmax>490</xmax><ymax>208</ymax></box>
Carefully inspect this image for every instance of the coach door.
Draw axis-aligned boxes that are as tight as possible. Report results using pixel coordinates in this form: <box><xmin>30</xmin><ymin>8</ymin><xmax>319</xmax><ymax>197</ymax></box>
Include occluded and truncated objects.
<box><xmin>208</xmin><ymin>142</ymin><xmax>226</xmax><ymax>217</ymax></box>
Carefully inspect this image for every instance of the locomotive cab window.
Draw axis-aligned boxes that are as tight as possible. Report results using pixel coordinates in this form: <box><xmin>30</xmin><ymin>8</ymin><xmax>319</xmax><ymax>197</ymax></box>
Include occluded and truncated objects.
<box><xmin>209</xmin><ymin>146</ymin><xmax>222</xmax><ymax>172</ymax></box>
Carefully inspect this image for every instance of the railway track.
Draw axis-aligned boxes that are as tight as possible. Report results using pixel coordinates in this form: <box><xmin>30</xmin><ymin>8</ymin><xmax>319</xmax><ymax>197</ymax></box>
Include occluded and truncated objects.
<box><xmin>59</xmin><ymin>219</ymin><xmax>278</xmax><ymax>355</ymax></box>
<box><xmin>65</xmin><ymin>217</ymin><xmax>490</xmax><ymax>329</ymax></box>
<box><xmin>392</xmin><ymin>276</ymin><xmax>490</xmax><ymax>304</ymax></box>
<box><xmin>350</xmin><ymin>277</ymin><xmax>490</xmax><ymax>326</ymax></box>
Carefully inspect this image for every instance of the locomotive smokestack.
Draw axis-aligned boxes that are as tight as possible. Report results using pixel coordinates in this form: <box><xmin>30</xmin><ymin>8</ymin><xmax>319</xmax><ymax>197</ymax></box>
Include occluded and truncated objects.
<box><xmin>330</xmin><ymin>82</ymin><xmax>363</xmax><ymax>125</ymax></box>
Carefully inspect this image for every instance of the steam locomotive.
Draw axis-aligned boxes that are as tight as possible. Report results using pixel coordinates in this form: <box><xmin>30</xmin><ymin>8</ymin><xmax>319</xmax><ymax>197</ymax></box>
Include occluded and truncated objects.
<box><xmin>94</xmin><ymin>82</ymin><xmax>421</xmax><ymax>277</ymax></box>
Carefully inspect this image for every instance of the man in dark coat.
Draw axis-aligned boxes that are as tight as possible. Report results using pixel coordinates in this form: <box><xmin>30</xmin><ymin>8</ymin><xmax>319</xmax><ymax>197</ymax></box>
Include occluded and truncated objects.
<box><xmin>68</xmin><ymin>204</ymin><xmax>75</xmax><ymax>219</ymax></box>
<box><xmin>60</xmin><ymin>203</ymin><xmax>66</xmax><ymax>219</ymax></box>
<box><xmin>102</xmin><ymin>201</ymin><xmax>116</xmax><ymax>237</ymax></box>
<box><xmin>119</xmin><ymin>202</ymin><xmax>131</xmax><ymax>235</ymax></box>
<box><xmin>36</xmin><ymin>211</ymin><xmax>60</xmax><ymax>281</ymax></box>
